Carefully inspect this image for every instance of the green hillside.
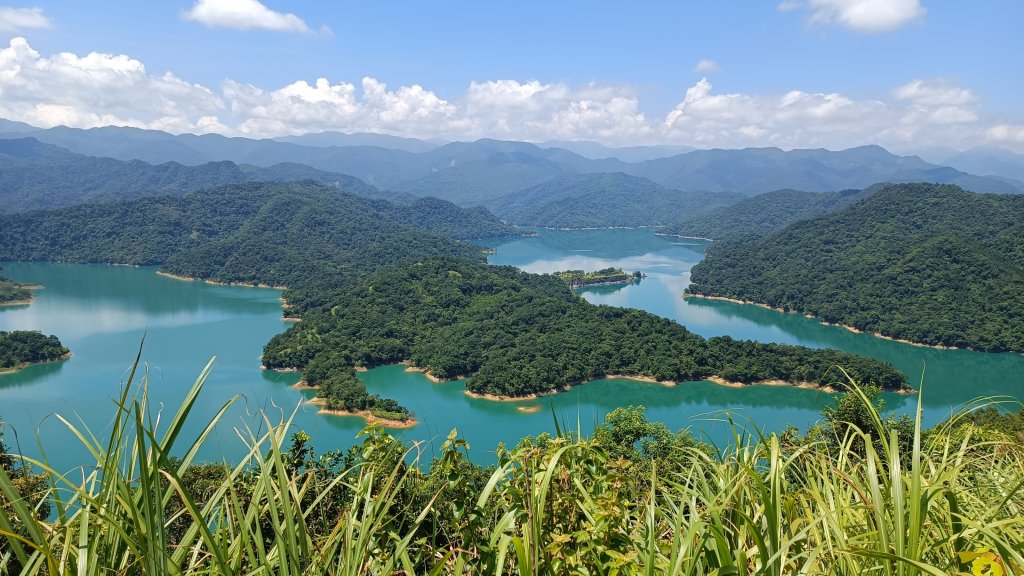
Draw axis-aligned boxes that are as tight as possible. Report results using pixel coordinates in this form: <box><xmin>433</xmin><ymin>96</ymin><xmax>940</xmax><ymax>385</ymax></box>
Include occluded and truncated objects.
<box><xmin>688</xmin><ymin>183</ymin><xmax>1024</xmax><ymax>352</ymax></box>
<box><xmin>492</xmin><ymin>172</ymin><xmax>741</xmax><ymax>228</ymax></box>
<box><xmin>659</xmin><ymin>187</ymin><xmax>872</xmax><ymax>239</ymax></box>
<box><xmin>0</xmin><ymin>182</ymin><xmax>509</xmax><ymax>295</ymax></box>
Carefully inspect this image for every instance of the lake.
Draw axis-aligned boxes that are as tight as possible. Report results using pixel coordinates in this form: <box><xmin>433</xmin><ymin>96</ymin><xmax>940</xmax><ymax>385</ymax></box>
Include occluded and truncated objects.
<box><xmin>2</xmin><ymin>228</ymin><xmax>1023</xmax><ymax>469</ymax></box>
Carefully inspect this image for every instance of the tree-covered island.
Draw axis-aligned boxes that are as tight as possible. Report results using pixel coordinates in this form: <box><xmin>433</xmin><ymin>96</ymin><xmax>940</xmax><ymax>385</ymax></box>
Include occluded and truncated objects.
<box><xmin>0</xmin><ymin>331</ymin><xmax>70</xmax><ymax>374</ymax></box>
<box><xmin>263</xmin><ymin>258</ymin><xmax>909</xmax><ymax>422</ymax></box>
<box><xmin>554</xmin><ymin>267</ymin><xmax>642</xmax><ymax>289</ymax></box>
<box><xmin>0</xmin><ymin>268</ymin><xmax>35</xmax><ymax>306</ymax></box>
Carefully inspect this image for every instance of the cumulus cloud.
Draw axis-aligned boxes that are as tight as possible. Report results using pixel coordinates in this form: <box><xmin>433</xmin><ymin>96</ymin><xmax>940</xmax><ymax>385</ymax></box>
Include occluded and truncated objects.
<box><xmin>183</xmin><ymin>0</ymin><xmax>328</xmax><ymax>35</ymax></box>
<box><xmin>0</xmin><ymin>6</ymin><xmax>51</xmax><ymax>33</ymax></box>
<box><xmin>0</xmin><ymin>37</ymin><xmax>224</xmax><ymax>132</ymax></box>
<box><xmin>694</xmin><ymin>59</ymin><xmax>718</xmax><ymax>73</ymax></box>
<box><xmin>226</xmin><ymin>76</ymin><xmax>456</xmax><ymax>137</ymax></box>
<box><xmin>461</xmin><ymin>79</ymin><xmax>650</xmax><ymax>142</ymax></box>
<box><xmin>662</xmin><ymin>76</ymin><xmax>987</xmax><ymax>150</ymax></box>
<box><xmin>780</xmin><ymin>0</ymin><xmax>925</xmax><ymax>33</ymax></box>
<box><xmin>2</xmin><ymin>37</ymin><xmax>1020</xmax><ymax>151</ymax></box>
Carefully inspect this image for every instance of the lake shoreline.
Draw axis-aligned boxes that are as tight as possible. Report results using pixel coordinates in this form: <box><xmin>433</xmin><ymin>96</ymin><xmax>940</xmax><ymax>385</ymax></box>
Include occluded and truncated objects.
<box><xmin>0</xmin><ymin>296</ymin><xmax>34</xmax><ymax>307</ymax></box>
<box><xmin>0</xmin><ymin>351</ymin><xmax>72</xmax><ymax>376</ymax></box>
<box><xmin>684</xmin><ymin>293</ymin><xmax>962</xmax><ymax>352</ymax></box>
<box><xmin>155</xmin><ymin>270</ymin><xmax>288</xmax><ymax>290</ymax></box>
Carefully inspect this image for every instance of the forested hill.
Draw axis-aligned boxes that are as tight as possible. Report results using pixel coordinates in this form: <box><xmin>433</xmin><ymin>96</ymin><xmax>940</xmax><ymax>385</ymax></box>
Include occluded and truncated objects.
<box><xmin>687</xmin><ymin>183</ymin><xmax>1024</xmax><ymax>352</ymax></box>
<box><xmin>0</xmin><ymin>182</ymin><xmax>513</xmax><ymax>303</ymax></box>
<box><xmin>490</xmin><ymin>173</ymin><xmax>742</xmax><ymax>228</ymax></box>
<box><xmin>262</xmin><ymin>257</ymin><xmax>907</xmax><ymax>420</ymax></box>
<box><xmin>0</xmin><ymin>137</ymin><xmax>411</xmax><ymax>212</ymax></box>
<box><xmin>658</xmin><ymin>186</ymin><xmax>876</xmax><ymax>240</ymax></box>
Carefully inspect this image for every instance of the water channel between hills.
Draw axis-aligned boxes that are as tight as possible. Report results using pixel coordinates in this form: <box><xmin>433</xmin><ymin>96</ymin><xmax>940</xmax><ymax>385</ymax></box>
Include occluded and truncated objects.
<box><xmin>2</xmin><ymin>228</ymin><xmax>1022</xmax><ymax>470</ymax></box>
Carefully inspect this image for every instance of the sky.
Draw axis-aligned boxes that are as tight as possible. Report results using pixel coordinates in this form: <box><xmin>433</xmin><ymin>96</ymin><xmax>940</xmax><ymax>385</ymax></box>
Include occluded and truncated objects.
<box><xmin>0</xmin><ymin>0</ymin><xmax>1021</xmax><ymax>152</ymax></box>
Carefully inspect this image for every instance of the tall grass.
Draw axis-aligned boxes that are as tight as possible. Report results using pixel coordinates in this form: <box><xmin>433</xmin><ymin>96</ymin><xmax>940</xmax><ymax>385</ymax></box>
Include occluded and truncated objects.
<box><xmin>1</xmin><ymin>354</ymin><xmax>1023</xmax><ymax>575</ymax></box>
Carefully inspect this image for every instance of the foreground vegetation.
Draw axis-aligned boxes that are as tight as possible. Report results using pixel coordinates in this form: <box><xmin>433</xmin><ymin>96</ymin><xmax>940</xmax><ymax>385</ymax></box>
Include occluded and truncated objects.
<box><xmin>1</xmin><ymin>359</ymin><xmax>1021</xmax><ymax>575</ymax></box>
<box><xmin>263</xmin><ymin>258</ymin><xmax>907</xmax><ymax>420</ymax></box>
<box><xmin>689</xmin><ymin>183</ymin><xmax>1024</xmax><ymax>352</ymax></box>
<box><xmin>0</xmin><ymin>331</ymin><xmax>68</xmax><ymax>371</ymax></box>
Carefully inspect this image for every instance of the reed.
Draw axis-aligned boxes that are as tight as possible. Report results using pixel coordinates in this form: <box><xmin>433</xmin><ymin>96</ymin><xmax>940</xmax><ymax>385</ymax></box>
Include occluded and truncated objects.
<box><xmin>1</xmin><ymin>353</ymin><xmax>1022</xmax><ymax>575</ymax></box>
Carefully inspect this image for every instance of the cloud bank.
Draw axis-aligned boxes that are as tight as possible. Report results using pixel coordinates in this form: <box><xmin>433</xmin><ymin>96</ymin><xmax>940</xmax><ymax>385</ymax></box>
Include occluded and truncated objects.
<box><xmin>0</xmin><ymin>37</ymin><xmax>1018</xmax><ymax>152</ymax></box>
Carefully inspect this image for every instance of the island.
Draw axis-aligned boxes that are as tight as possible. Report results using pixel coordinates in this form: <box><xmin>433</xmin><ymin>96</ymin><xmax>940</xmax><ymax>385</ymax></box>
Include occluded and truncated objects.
<box><xmin>0</xmin><ymin>331</ymin><xmax>71</xmax><ymax>374</ymax></box>
<box><xmin>262</xmin><ymin>258</ymin><xmax>910</xmax><ymax>418</ymax></box>
<box><xmin>554</xmin><ymin>267</ymin><xmax>643</xmax><ymax>289</ymax></box>
<box><xmin>0</xmin><ymin>268</ymin><xmax>35</xmax><ymax>306</ymax></box>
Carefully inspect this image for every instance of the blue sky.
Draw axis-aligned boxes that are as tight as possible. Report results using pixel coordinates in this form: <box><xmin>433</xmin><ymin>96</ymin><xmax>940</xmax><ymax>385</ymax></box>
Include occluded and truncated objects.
<box><xmin>1</xmin><ymin>0</ymin><xmax>1021</xmax><ymax>151</ymax></box>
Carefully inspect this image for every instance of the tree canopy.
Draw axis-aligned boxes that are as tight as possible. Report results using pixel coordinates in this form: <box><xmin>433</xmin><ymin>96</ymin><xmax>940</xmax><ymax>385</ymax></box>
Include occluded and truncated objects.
<box><xmin>688</xmin><ymin>183</ymin><xmax>1024</xmax><ymax>352</ymax></box>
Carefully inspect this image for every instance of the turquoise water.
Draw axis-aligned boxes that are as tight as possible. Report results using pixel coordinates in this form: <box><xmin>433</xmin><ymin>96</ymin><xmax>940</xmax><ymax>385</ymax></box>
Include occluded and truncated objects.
<box><xmin>2</xmin><ymin>229</ymin><xmax>1022</xmax><ymax>469</ymax></box>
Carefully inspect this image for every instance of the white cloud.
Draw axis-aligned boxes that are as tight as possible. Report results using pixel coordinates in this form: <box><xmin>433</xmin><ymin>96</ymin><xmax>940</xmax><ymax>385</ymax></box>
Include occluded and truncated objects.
<box><xmin>986</xmin><ymin>124</ymin><xmax>1024</xmax><ymax>145</ymax></box>
<box><xmin>893</xmin><ymin>78</ymin><xmax>976</xmax><ymax>106</ymax></box>
<box><xmin>2</xmin><ymin>37</ymin><xmax>1020</xmax><ymax>151</ymax></box>
<box><xmin>662</xmin><ymin>77</ymin><xmax>987</xmax><ymax>150</ymax></box>
<box><xmin>0</xmin><ymin>6</ymin><xmax>51</xmax><ymax>32</ymax></box>
<box><xmin>460</xmin><ymin>79</ymin><xmax>650</xmax><ymax>142</ymax></box>
<box><xmin>781</xmin><ymin>0</ymin><xmax>925</xmax><ymax>33</ymax></box>
<box><xmin>183</xmin><ymin>0</ymin><xmax>328</xmax><ymax>35</ymax></box>
<box><xmin>226</xmin><ymin>76</ymin><xmax>457</xmax><ymax>137</ymax></box>
<box><xmin>0</xmin><ymin>37</ymin><xmax>224</xmax><ymax>132</ymax></box>
<box><xmin>694</xmin><ymin>59</ymin><xmax>718</xmax><ymax>73</ymax></box>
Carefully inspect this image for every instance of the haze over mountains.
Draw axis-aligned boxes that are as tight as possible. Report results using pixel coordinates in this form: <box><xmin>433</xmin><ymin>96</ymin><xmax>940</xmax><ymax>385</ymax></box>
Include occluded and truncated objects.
<box><xmin>2</xmin><ymin>120</ymin><xmax>1022</xmax><ymax>225</ymax></box>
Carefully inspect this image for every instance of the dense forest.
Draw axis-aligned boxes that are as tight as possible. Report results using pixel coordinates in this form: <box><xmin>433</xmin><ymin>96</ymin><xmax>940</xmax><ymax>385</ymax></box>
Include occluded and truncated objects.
<box><xmin>490</xmin><ymin>172</ymin><xmax>741</xmax><ymax>228</ymax></box>
<box><xmin>688</xmin><ymin>183</ymin><xmax>1024</xmax><ymax>352</ymax></box>
<box><xmin>658</xmin><ymin>186</ymin><xmax>874</xmax><ymax>239</ymax></box>
<box><xmin>263</xmin><ymin>258</ymin><xmax>907</xmax><ymax>419</ymax></box>
<box><xmin>0</xmin><ymin>330</ymin><xmax>69</xmax><ymax>370</ymax></box>
<box><xmin>0</xmin><ymin>182</ymin><xmax>514</xmax><ymax>305</ymax></box>
<box><xmin>0</xmin><ymin>268</ymin><xmax>32</xmax><ymax>304</ymax></box>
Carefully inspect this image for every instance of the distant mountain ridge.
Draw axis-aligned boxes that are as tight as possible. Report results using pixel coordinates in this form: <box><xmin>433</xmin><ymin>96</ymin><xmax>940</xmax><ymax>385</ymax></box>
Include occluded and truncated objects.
<box><xmin>0</xmin><ymin>137</ymin><xmax>411</xmax><ymax>212</ymax></box>
<box><xmin>3</xmin><ymin>122</ymin><xmax>1021</xmax><ymax>208</ymax></box>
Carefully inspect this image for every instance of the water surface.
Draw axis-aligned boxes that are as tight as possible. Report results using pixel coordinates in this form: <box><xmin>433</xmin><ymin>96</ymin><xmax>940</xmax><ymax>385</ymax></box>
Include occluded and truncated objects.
<box><xmin>2</xmin><ymin>229</ymin><xmax>1022</xmax><ymax>468</ymax></box>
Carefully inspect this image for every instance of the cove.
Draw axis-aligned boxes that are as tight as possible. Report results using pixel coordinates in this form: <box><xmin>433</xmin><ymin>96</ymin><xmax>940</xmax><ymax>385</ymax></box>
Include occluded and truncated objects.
<box><xmin>2</xmin><ymin>229</ymin><xmax>1023</xmax><ymax>470</ymax></box>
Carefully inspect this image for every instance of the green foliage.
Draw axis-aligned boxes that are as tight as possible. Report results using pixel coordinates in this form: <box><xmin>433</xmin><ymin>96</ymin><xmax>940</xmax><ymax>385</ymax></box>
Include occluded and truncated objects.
<box><xmin>0</xmin><ymin>267</ymin><xmax>32</xmax><ymax>304</ymax></box>
<box><xmin>1</xmin><ymin>360</ymin><xmax>1022</xmax><ymax>575</ymax></box>
<box><xmin>554</xmin><ymin>267</ymin><xmax>637</xmax><ymax>288</ymax></box>
<box><xmin>0</xmin><ymin>330</ymin><xmax>68</xmax><ymax>369</ymax></box>
<box><xmin>263</xmin><ymin>258</ymin><xmax>907</xmax><ymax>414</ymax></box>
<box><xmin>658</xmin><ymin>186</ymin><xmax>872</xmax><ymax>240</ymax></box>
<box><xmin>0</xmin><ymin>181</ymin><xmax>513</xmax><ymax>311</ymax></box>
<box><xmin>689</xmin><ymin>183</ymin><xmax>1024</xmax><ymax>352</ymax></box>
<box><xmin>491</xmin><ymin>172</ymin><xmax>742</xmax><ymax>228</ymax></box>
